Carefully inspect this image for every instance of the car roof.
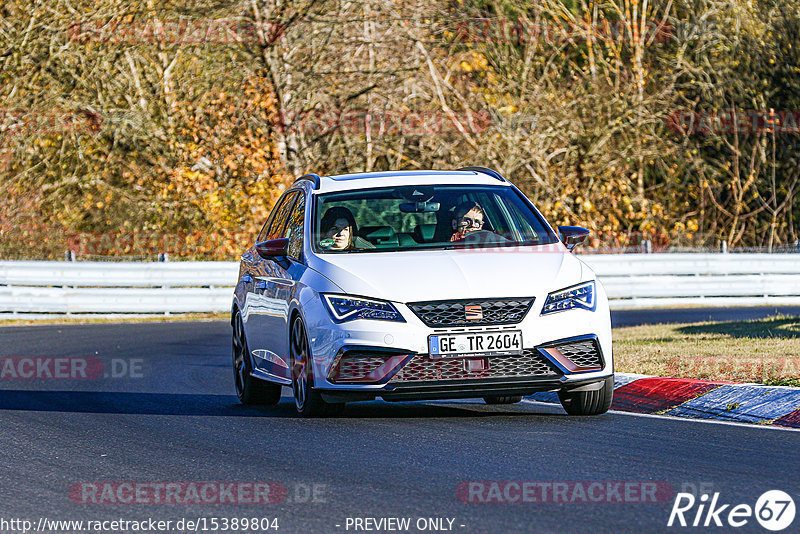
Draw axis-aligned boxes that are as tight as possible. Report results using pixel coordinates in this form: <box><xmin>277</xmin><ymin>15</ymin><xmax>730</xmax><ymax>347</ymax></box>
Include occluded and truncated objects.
<box><xmin>311</xmin><ymin>170</ymin><xmax>510</xmax><ymax>193</ymax></box>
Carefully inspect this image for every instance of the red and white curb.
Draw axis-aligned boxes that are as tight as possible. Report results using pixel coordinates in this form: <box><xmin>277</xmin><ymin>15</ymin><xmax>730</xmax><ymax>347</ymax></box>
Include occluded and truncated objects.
<box><xmin>528</xmin><ymin>373</ymin><xmax>800</xmax><ymax>428</ymax></box>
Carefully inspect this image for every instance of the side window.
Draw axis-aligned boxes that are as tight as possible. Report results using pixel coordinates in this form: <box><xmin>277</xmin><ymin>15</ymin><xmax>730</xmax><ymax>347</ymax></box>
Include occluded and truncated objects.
<box><xmin>506</xmin><ymin>198</ymin><xmax>537</xmax><ymax>239</ymax></box>
<box><xmin>257</xmin><ymin>194</ymin><xmax>287</xmax><ymax>243</ymax></box>
<box><xmin>286</xmin><ymin>194</ymin><xmax>305</xmax><ymax>259</ymax></box>
<box><xmin>264</xmin><ymin>192</ymin><xmax>299</xmax><ymax>241</ymax></box>
<box><xmin>256</xmin><ymin>218</ymin><xmax>271</xmax><ymax>243</ymax></box>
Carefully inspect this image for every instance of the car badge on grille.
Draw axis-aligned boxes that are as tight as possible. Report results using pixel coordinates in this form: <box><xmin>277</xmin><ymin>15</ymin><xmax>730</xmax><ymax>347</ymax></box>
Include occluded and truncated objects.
<box><xmin>465</xmin><ymin>305</ymin><xmax>483</xmax><ymax>320</ymax></box>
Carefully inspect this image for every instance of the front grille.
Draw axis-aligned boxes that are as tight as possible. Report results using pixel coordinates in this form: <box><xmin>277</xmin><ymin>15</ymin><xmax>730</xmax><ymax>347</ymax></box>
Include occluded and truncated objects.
<box><xmin>334</xmin><ymin>356</ymin><xmax>388</xmax><ymax>382</ymax></box>
<box><xmin>389</xmin><ymin>349</ymin><xmax>559</xmax><ymax>383</ymax></box>
<box><xmin>555</xmin><ymin>340</ymin><xmax>603</xmax><ymax>368</ymax></box>
<box><xmin>407</xmin><ymin>298</ymin><xmax>534</xmax><ymax>327</ymax></box>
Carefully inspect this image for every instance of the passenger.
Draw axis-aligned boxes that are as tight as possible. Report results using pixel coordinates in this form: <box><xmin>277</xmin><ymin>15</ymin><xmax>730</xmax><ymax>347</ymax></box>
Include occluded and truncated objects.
<box><xmin>319</xmin><ymin>207</ymin><xmax>374</xmax><ymax>250</ymax></box>
<box><xmin>450</xmin><ymin>201</ymin><xmax>485</xmax><ymax>242</ymax></box>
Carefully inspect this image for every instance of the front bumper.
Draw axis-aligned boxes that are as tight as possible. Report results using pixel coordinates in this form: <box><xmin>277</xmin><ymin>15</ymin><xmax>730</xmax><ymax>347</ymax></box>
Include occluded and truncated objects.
<box><xmin>314</xmin><ymin>334</ymin><xmax>611</xmax><ymax>403</ymax></box>
<box><xmin>304</xmin><ymin>290</ymin><xmax>613</xmax><ymax>402</ymax></box>
<box><xmin>320</xmin><ymin>375</ymin><xmax>612</xmax><ymax>403</ymax></box>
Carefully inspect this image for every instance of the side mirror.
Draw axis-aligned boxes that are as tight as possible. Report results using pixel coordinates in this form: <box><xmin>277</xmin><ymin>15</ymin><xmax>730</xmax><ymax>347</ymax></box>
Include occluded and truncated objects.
<box><xmin>557</xmin><ymin>226</ymin><xmax>590</xmax><ymax>252</ymax></box>
<box><xmin>255</xmin><ymin>238</ymin><xmax>289</xmax><ymax>259</ymax></box>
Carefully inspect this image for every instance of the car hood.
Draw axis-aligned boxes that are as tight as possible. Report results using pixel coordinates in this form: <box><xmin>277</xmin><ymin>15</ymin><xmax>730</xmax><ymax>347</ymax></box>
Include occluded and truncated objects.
<box><xmin>307</xmin><ymin>245</ymin><xmax>586</xmax><ymax>303</ymax></box>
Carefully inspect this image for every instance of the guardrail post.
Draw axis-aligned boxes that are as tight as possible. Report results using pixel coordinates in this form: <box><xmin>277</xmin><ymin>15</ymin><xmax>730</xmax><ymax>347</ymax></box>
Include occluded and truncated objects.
<box><xmin>65</xmin><ymin>250</ymin><xmax>76</xmax><ymax>262</ymax></box>
<box><xmin>159</xmin><ymin>252</ymin><xmax>170</xmax><ymax>315</ymax></box>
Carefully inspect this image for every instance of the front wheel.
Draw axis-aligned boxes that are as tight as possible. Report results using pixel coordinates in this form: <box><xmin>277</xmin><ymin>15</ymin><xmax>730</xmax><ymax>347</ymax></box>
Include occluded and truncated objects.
<box><xmin>290</xmin><ymin>317</ymin><xmax>345</xmax><ymax>417</ymax></box>
<box><xmin>558</xmin><ymin>376</ymin><xmax>614</xmax><ymax>415</ymax></box>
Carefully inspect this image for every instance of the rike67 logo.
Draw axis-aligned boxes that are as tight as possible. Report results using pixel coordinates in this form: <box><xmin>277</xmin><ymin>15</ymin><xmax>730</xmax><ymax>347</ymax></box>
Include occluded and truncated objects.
<box><xmin>668</xmin><ymin>490</ymin><xmax>796</xmax><ymax>531</ymax></box>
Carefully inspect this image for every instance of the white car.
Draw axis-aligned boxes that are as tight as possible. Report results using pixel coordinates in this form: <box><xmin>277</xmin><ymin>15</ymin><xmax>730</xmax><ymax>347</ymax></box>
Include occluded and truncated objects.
<box><xmin>232</xmin><ymin>167</ymin><xmax>613</xmax><ymax>417</ymax></box>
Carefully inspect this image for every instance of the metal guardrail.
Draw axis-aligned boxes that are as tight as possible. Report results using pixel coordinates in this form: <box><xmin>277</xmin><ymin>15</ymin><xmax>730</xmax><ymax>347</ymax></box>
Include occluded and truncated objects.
<box><xmin>580</xmin><ymin>253</ymin><xmax>800</xmax><ymax>308</ymax></box>
<box><xmin>0</xmin><ymin>254</ymin><xmax>798</xmax><ymax>315</ymax></box>
<box><xmin>0</xmin><ymin>261</ymin><xmax>238</xmax><ymax>315</ymax></box>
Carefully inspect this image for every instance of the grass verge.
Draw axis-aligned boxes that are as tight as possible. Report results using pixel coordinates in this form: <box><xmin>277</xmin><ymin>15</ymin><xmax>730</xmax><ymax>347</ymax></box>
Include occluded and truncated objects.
<box><xmin>614</xmin><ymin>315</ymin><xmax>800</xmax><ymax>386</ymax></box>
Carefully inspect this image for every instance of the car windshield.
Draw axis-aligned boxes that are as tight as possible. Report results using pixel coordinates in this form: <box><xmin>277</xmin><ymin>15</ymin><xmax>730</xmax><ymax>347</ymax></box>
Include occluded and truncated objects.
<box><xmin>313</xmin><ymin>184</ymin><xmax>558</xmax><ymax>253</ymax></box>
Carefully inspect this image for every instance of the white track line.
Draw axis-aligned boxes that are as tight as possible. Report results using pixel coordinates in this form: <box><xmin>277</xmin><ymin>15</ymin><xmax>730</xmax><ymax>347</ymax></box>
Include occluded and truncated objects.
<box><xmin>520</xmin><ymin>399</ymin><xmax>800</xmax><ymax>433</ymax></box>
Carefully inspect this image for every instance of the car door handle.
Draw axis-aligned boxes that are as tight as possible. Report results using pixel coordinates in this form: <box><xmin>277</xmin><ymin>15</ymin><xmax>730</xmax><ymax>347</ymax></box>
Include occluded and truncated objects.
<box><xmin>242</xmin><ymin>275</ymin><xmax>253</xmax><ymax>283</ymax></box>
<box><xmin>257</xmin><ymin>277</ymin><xmax>294</xmax><ymax>287</ymax></box>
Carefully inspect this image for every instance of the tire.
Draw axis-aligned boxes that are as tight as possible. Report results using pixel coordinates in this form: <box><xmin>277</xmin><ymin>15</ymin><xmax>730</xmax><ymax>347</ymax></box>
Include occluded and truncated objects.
<box><xmin>290</xmin><ymin>316</ymin><xmax>345</xmax><ymax>417</ymax></box>
<box><xmin>558</xmin><ymin>376</ymin><xmax>614</xmax><ymax>415</ymax></box>
<box><xmin>232</xmin><ymin>310</ymin><xmax>282</xmax><ymax>405</ymax></box>
<box><xmin>483</xmin><ymin>395</ymin><xmax>523</xmax><ymax>405</ymax></box>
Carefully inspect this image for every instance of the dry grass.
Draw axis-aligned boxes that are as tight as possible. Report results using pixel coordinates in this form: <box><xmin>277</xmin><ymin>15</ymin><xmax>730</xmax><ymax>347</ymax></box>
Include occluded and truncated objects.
<box><xmin>614</xmin><ymin>315</ymin><xmax>800</xmax><ymax>386</ymax></box>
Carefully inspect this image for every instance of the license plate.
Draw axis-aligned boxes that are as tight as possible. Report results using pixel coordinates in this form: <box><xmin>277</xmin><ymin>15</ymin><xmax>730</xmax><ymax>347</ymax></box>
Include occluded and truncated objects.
<box><xmin>428</xmin><ymin>330</ymin><xmax>523</xmax><ymax>358</ymax></box>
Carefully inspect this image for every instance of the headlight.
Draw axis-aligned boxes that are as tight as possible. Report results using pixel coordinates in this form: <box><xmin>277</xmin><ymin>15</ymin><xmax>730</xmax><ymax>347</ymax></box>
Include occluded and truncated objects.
<box><xmin>321</xmin><ymin>294</ymin><xmax>406</xmax><ymax>323</ymax></box>
<box><xmin>541</xmin><ymin>281</ymin><xmax>596</xmax><ymax>314</ymax></box>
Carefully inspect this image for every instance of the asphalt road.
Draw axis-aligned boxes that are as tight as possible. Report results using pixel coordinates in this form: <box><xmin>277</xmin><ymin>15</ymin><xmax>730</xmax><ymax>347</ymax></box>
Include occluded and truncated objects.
<box><xmin>1</xmin><ymin>316</ymin><xmax>799</xmax><ymax>534</ymax></box>
<box><xmin>611</xmin><ymin>305</ymin><xmax>800</xmax><ymax>327</ymax></box>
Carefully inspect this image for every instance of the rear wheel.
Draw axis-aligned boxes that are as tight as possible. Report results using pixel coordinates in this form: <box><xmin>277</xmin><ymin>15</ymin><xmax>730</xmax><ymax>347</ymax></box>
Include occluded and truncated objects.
<box><xmin>483</xmin><ymin>395</ymin><xmax>523</xmax><ymax>405</ymax></box>
<box><xmin>558</xmin><ymin>376</ymin><xmax>614</xmax><ymax>415</ymax></box>
<box><xmin>290</xmin><ymin>316</ymin><xmax>345</xmax><ymax>417</ymax></box>
<box><xmin>232</xmin><ymin>310</ymin><xmax>282</xmax><ymax>405</ymax></box>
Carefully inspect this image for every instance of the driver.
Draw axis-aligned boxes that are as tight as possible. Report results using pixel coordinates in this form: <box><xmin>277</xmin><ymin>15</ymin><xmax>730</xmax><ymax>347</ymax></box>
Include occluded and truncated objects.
<box><xmin>319</xmin><ymin>206</ymin><xmax>374</xmax><ymax>250</ymax></box>
<box><xmin>450</xmin><ymin>201</ymin><xmax>485</xmax><ymax>242</ymax></box>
